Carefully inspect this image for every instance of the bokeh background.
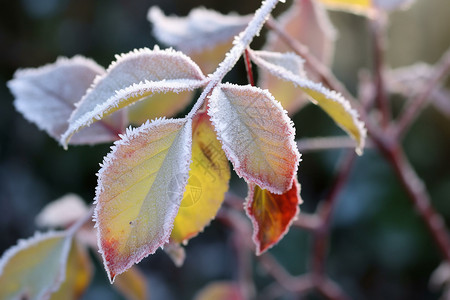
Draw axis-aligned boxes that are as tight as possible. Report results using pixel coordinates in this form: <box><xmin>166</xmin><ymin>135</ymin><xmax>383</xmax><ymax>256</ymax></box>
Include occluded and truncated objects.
<box><xmin>1</xmin><ymin>0</ymin><xmax>450</xmax><ymax>299</ymax></box>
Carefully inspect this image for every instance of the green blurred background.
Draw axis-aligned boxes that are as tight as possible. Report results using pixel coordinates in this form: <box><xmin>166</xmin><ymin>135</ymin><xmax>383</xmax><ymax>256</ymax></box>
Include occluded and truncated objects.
<box><xmin>0</xmin><ymin>0</ymin><xmax>449</xmax><ymax>299</ymax></box>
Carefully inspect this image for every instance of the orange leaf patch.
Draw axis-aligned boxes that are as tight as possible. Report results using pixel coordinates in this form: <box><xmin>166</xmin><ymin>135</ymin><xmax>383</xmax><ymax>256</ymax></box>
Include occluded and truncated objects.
<box><xmin>245</xmin><ymin>179</ymin><xmax>302</xmax><ymax>255</ymax></box>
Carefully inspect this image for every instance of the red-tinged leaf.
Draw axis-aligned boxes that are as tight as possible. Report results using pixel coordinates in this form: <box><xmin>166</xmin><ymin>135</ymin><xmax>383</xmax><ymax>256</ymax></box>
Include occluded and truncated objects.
<box><xmin>208</xmin><ymin>83</ymin><xmax>300</xmax><ymax>194</ymax></box>
<box><xmin>194</xmin><ymin>281</ymin><xmax>243</xmax><ymax>300</ymax></box>
<box><xmin>50</xmin><ymin>240</ymin><xmax>93</xmax><ymax>300</ymax></box>
<box><xmin>0</xmin><ymin>232</ymin><xmax>72</xmax><ymax>300</ymax></box>
<box><xmin>245</xmin><ymin>179</ymin><xmax>302</xmax><ymax>255</ymax></box>
<box><xmin>61</xmin><ymin>47</ymin><xmax>206</xmax><ymax>147</ymax></box>
<box><xmin>8</xmin><ymin>56</ymin><xmax>124</xmax><ymax>145</ymax></box>
<box><xmin>94</xmin><ymin>118</ymin><xmax>192</xmax><ymax>282</ymax></box>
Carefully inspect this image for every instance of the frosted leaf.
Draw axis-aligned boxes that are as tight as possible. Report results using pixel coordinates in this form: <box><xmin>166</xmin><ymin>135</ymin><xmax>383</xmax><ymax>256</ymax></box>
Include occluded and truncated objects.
<box><xmin>249</xmin><ymin>49</ymin><xmax>366</xmax><ymax>154</ymax></box>
<box><xmin>0</xmin><ymin>231</ymin><xmax>72</xmax><ymax>300</ymax></box>
<box><xmin>208</xmin><ymin>83</ymin><xmax>300</xmax><ymax>194</ymax></box>
<box><xmin>265</xmin><ymin>0</ymin><xmax>336</xmax><ymax>65</ymax></box>
<box><xmin>62</xmin><ymin>47</ymin><xmax>207</xmax><ymax>148</ymax></box>
<box><xmin>148</xmin><ymin>7</ymin><xmax>251</xmax><ymax>54</ymax></box>
<box><xmin>36</xmin><ymin>194</ymin><xmax>89</xmax><ymax>229</ymax></box>
<box><xmin>8</xmin><ymin>56</ymin><xmax>124</xmax><ymax>145</ymax></box>
<box><xmin>261</xmin><ymin>0</ymin><xmax>336</xmax><ymax>114</ymax></box>
<box><xmin>94</xmin><ymin>117</ymin><xmax>192</xmax><ymax>282</ymax></box>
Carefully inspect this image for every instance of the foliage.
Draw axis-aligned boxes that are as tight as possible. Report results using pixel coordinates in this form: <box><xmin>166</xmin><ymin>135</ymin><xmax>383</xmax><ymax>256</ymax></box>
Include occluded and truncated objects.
<box><xmin>1</xmin><ymin>0</ymin><xmax>450</xmax><ymax>299</ymax></box>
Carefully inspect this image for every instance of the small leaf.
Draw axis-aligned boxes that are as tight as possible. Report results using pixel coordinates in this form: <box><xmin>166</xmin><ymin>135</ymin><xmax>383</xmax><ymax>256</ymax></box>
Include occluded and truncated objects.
<box><xmin>245</xmin><ymin>179</ymin><xmax>302</xmax><ymax>255</ymax></box>
<box><xmin>8</xmin><ymin>56</ymin><xmax>123</xmax><ymax>145</ymax></box>
<box><xmin>0</xmin><ymin>231</ymin><xmax>72</xmax><ymax>300</ymax></box>
<box><xmin>163</xmin><ymin>242</ymin><xmax>186</xmax><ymax>267</ymax></box>
<box><xmin>148</xmin><ymin>7</ymin><xmax>251</xmax><ymax>55</ymax></box>
<box><xmin>36</xmin><ymin>194</ymin><xmax>89</xmax><ymax>229</ymax></box>
<box><xmin>94</xmin><ymin>118</ymin><xmax>192</xmax><ymax>282</ymax></box>
<box><xmin>62</xmin><ymin>47</ymin><xmax>206</xmax><ymax>147</ymax></box>
<box><xmin>50</xmin><ymin>240</ymin><xmax>93</xmax><ymax>300</ymax></box>
<box><xmin>194</xmin><ymin>281</ymin><xmax>243</xmax><ymax>300</ymax></box>
<box><xmin>113</xmin><ymin>266</ymin><xmax>149</xmax><ymax>300</ymax></box>
<box><xmin>170</xmin><ymin>112</ymin><xmax>230</xmax><ymax>244</ymax></box>
<box><xmin>208</xmin><ymin>83</ymin><xmax>300</xmax><ymax>194</ymax></box>
<box><xmin>249</xmin><ymin>50</ymin><xmax>366</xmax><ymax>154</ymax></box>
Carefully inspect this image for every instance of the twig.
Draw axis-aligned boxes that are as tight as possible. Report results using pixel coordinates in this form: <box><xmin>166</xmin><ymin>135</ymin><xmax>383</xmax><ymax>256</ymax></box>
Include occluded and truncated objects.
<box><xmin>317</xmin><ymin>278</ymin><xmax>351</xmax><ymax>300</ymax></box>
<box><xmin>293</xmin><ymin>213</ymin><xmax>321</xmax><ymax>231</ymax></box>
<box><xmin>297</xmin><ymin>136</ymin><xmax>372</xmax><ymax>153</ymax></box>
<box><xmin>395</xmin><ymin>47</ymin><xmax>450</xmax><ymax>138</ymax></box>
<box><xmin>258</xmin><ymin>253</ymin><xmax>314</xmax><ymax>293</ymax></box>
<box><xmin>370</xmin><ymin>15</ymin><xmax>390</xmax><ymax>127</ymax></box>
<box><xmin>244</xmin><ymin>48</ymin><xmax>256</xmax><ymax>86</ymax></box>
<box><xmin>311</xmin><ymin>151</ymin><xmax>356</xmax><ymax>281</ymax></box>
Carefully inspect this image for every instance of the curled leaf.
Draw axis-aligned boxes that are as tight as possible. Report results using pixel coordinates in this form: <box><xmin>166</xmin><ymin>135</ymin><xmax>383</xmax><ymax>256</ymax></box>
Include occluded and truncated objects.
<box><xmin>62</xmin><ymin>47</ymin><xmax>206</xmax><ymax>147</ymax></box>
<box><xmin>246</xmin><ymin>179</ymin><xmax>302</xmax><ymax>255</ymax></box>
<box><xmin>0</xmin><ymin>232</ymin><xmax>72</xmax><ymax>300</ymax></box>
<box><xmin>94</xmin><ymin>118</ymin><xmax>192</xmax><ymax>282</ymax></box>
<box><xmin>8</xmin><ymin>56</ymin><xmax>124</xmax><ymax>145</ymax></box>
<box><xmin>249</xmin><ymin>50</ymin><xmax>366</xmax><ymax>154</ymax></box>
<box><xmin>170</xmin><ymin>112</ymin><xmax>230</xmax><ymax>244</ymax></box>
<box><xmin>208</xmin><ymin>83</ymin><xmax>300</xmax><ymax>194</ymax></box>
<box><xmin>36</xmin><ymin>194</ymin><xmax>89</xmax><ymax>229</ymax></box>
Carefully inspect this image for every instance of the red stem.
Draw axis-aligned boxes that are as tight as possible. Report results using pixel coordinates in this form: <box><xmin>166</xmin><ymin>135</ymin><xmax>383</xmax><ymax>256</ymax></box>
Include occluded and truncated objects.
<box><xmin>244</xmin><ymin>48</ymin><xmax>256</xmax><ymax>86</ymax></box>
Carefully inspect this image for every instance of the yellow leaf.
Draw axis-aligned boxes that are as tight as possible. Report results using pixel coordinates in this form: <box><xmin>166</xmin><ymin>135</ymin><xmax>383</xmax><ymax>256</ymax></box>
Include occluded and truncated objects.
<box><xmin>171</xmin><ymin>112</ymin><xmax>230</xmax><ymax>244</ymax></box>
<box><xmin>319</xmin><ymin>0</ymin><xmax>373</xmax><ymax>14</ymax></box>
<box><xmin>0</xmin><ymin>232</ymin><xmax>71</xmax><ymax>300</ymax></box>
<box><xmin>50</xmin><ymin>240</ymin><xmax>93</xmax><ymax>300</ymax></box>
<box><xmin>194</xmin><ymin>281</ymin><xmax>243</xmax><ymax>300</ymax></box>
<box><xmin>94</xmin><ymin>118</ymin><xmax>192</xmax><ymax>282</ymax></box>
<box><xmin>190</xmin><ymin>40</ymin><xmax>234</xmax><ymax>75</ymax></box>
<box><xmin>128</xmin><ymin>91</ymin><xmax>193</xmax><ymax>125</ymax></box>
<box><xmin>114</xmin><ymin>266</ymin><xmax>149</xmax><ymax>300</ymax></box>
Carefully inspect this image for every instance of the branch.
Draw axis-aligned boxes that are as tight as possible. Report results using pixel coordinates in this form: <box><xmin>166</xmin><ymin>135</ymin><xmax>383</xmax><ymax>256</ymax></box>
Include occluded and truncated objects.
<box><xmin>370</xmin><ymin>15</ymin><xmax>390</xmax><ymax>127</ymax></box>
<box><xmin>380</xmin><ymin>145</ymin><xmax>450</xmax><ymax>261</ymax></box>
<box><xmin>297</xmin><ymin>136</ymin><xmax>373</xmax><ymax>153</ymax></box>
<box><xmin>311</xmin><ymin>151</ymin><xmax>356</xmax><ymax>280</ymax></box>
<box><xmin>395</xmin><ymin>47</ymin><xmax>450</xmax><ymax>138</ymax></box>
